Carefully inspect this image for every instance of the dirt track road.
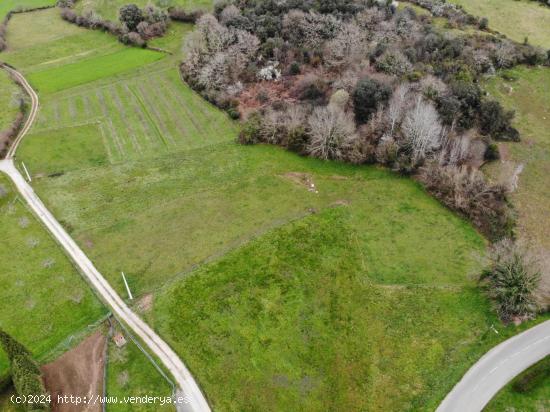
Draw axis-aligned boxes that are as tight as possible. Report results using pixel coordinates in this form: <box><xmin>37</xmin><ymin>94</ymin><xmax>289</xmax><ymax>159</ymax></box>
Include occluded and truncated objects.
<box><xmin>0</xmin><ymin>64</ymin><xmax>210</xmax><ymax>412</ymax></box>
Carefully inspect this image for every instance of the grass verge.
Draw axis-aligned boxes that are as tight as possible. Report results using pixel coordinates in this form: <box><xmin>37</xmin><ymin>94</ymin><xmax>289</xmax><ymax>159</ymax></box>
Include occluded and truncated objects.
<box><xmin>485</xmin><ymin>355</ymin><xmax>550</xmax><ymax>411</ymax></box>
<box><xmin>0</xmin><ymin>174</ymin><xmax>106</xmax><ymax>376</ymax></box>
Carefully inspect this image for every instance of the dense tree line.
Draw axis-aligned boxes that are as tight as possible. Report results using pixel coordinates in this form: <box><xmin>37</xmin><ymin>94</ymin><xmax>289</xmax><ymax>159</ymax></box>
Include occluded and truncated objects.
<box><xmin>0</xmin><ymin>329</ymin><xmax>49</xmax><ymax>411</ymax></box>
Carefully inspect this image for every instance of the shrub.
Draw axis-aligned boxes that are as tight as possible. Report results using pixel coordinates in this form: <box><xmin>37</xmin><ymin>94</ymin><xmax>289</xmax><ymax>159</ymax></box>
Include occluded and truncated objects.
<box><xmin>353</xmin><ymin>76</ymin><xmax>391</xmax><ymax>123</ymax></box>
<box><xmin>119</xmin><ymin>4</ymin><xmax>143</xmax><ymax>31</ymax></box>
<box><xmin>329</xmin><ymin>89</ymin><xmax>350</xmax><ymax>110</ymax></box>
<box><xmin>168</xmin><ymin>7</ymin><xmax>204</xmax><ymax>23</ymax></box>
<box><xmin>307</xmin><ymin>105</ymin><xmax>356</xmax><ymax>160</ymax></box>
<box><xmin>375</xmin><ymin>51</ymin><xmax>413</xmax><ymax>76</ymax></box>
<box><xmin>484</xmin><ymin>143</ymin><xmax>499</xmax><ymax>161</ymax></box>
<box><xmin>478</xmin><ymin>17</ymin><xmax>488</xmax><ymax>30</ymax></box>
<box><xmin>286</xmin><ymin>126</ymin><xmax>310</xmax><ymax>155</ymax></box>
<box><xmin>238</xmin><ymin>112</ymin><xmax>263</xmax><ymax>144</ymax></box>
<box><xmin>227</xmin><ymin>107</ymin><xmax>240</xmax><ymax>119</ymax></box>
<box><xmin>481</xmin><ymin>239</ymin><xmax>541</xmax><ymax>321</ymax></box>
<box><xmin>479</xmin><ymin>100</ymin><xmax>518</xmax><ymax>141</ymax></box>
<box><xmin>295</xmin><ymin>74</ymin><xmax>328</xmax><ymax>104</ymax></box>
<box><xmin>419</xmin><ymin>163</ymin><xmax>515</xmax><ymax>240</ymax></box>
<box><xmin>119</xmin><ymin>31</ymin><xmax>146</xmax><ymax>47</ymax></box>
<box><xmin>289</xmin><ymin>61</ymin><xmax>300</xmax><ymax>75</ymax></box>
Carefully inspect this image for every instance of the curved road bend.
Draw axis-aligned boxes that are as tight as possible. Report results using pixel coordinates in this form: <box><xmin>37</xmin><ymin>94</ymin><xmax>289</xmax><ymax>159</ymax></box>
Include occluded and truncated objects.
<box><xmin>438</xmin><ymin>319</ymin><xmax>550</xmax><ymax>412</ymax></box>
<box><xmin>0</xmin><ymin>64</ymin><xmax>210</xmax><ymax>412</ymax></box>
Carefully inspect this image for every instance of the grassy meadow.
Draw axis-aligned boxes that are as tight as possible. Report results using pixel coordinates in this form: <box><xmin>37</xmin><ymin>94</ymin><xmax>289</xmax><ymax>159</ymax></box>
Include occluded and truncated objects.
<box><xmin>0</xmin><ymin>0</ymin><xmax>55</xmax><ymax>19</ymax></box>
<box><xmin>151</xmin><ymin>207</ymin><xmax>545</xmax><ymax>411</ymax></box>
<box><xmin>106</xmin><ymin>326</ymin><xmax>174</xmax><ymax>411</ymax></box>
<box><xmin>448</xmin><ymin>0</ymin><xmax>550</xmax><ymax>47</ymax></box>
<box><xmin>0</xmin><ymin>69</ymin><xmax>21</xmax><ymax>132</ymax></box>
<box><xmin>0</xmin><ymin>174</ymin><xmax>106</xmax><ymax>376</ymax></box>
<box><xmin>27</xmin><ymin>48</ymin><xmax>164</xmax><ymax>94</ymax></box>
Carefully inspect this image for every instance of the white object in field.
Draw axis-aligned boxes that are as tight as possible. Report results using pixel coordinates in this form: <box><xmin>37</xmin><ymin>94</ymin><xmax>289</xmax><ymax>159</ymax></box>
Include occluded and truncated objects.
<box><xmin>21</xmin><ymin>162</ymin><xmax>31</xmax><ymax>182</ymax></box>
<box><xmin>121</xmin><ymin>271</ymin><xmax>133</xmax><ymax>300</ymax></box>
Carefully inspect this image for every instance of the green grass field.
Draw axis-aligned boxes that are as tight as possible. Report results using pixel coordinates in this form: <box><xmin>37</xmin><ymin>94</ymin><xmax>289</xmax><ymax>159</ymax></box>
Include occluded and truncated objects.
<box><xmin>448</xmin><ymin>0</ymin><xmax>550</xmax><ymax>47</ymax></box>
<box><xmin>0</xmin><ymin>0</ymin><xmax>55</xmax><ymax>19</ymax></box>
<box><xmin>4</xmin><ymin>9</ymin><xmax>124</xmax><ymax>74</ymax></box>
<box><xmin>27</xmin><ymin>48</ymin><xmax>164</xmax><ymax>94</ymax></box>
<box><xmin>485</xmin><ymin>356</ymin><xmax>550</xmax><ymax>411</ymax></box>
<box><xmin>76</xmin><ymin>0</ymin><xmax>213</xmax><ymax>21</ymax></box>
<box><xmin>0</xmin><ymin>69</ymin><xmax>22</xmax><ymax>133</ymax></box>
<box><xmin>106</xmin><ymin>326</ymin><xmax>174</xmax><ymax>411</ymax></box>
<box><xmin>0</xmin><ymin>174</ymin><xmax>106</xmax><ymax>377</ymax></box>
<box><xmin>484</xmin><ymin>67</ymin><xmax>550</xmax><ymax>255</ymax></box>
<box><xmin>150</xmin><ymin>207</ymin><xmax>545</xmax><ymax>411</ymax></box>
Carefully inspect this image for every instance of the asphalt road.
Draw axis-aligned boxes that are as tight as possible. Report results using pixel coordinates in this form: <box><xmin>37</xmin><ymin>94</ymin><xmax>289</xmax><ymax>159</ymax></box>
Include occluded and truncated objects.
<box><xmin>437</xmin><ymin>320</ymin><xmax>550</xmax><ymax>412</ymax></box>
<box><xmin>0</xmin><ymin>64</ymin><xmax>210</xmax><ymax>412</ymax></box>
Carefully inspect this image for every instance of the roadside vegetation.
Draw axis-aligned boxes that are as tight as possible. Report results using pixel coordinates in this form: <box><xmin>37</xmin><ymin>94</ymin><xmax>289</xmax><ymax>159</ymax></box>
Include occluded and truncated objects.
<box><xmin>0</xmin><ymin>174</ymin><xmax>105</xmax><ymax>387</ymax></box>
<box><xmin>0</xmin><ymin>70</ymin><xmax>27</xmax><ymax>156</ymax></box>
<box><xmin>106</xmin><ymin>325</ymin><xmax>174</xmax><ymax>411</ymax></box>
<box><xmin>485</xmin><ymin>355</ymin><xmax>550</xmax><ymax>412</ymax></box>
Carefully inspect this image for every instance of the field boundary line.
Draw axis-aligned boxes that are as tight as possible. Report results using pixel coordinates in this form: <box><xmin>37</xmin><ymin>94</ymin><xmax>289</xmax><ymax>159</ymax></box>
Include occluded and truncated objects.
<box><xmin>128</xmin><ymin>84</ymin><xmax>168</xmax><ymax>146</ymax></box>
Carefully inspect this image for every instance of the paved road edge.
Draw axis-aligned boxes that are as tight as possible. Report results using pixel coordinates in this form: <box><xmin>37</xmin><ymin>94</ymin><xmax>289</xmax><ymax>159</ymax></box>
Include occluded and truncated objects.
<box><xmin>437</xmin><ymin>319</ymin><xmax>550</xmax><ymax>412</ymax></box>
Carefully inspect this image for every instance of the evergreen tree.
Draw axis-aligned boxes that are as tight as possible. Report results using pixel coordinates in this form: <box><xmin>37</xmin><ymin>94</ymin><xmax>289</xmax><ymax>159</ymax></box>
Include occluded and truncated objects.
<box><xmin>0</xmin><ymin>329</ymin><xmax>49</xmax><ymax>411</ymax></box>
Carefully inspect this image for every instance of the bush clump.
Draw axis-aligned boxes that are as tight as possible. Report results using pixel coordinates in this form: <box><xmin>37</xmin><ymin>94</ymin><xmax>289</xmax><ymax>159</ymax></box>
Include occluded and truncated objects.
<box><xmin>481</xmin><ymin>239</ymin><xmax>541</xmax><ymax>321</ymax></box>
<box><xmin>353</xmin><ymin>77</ymin><xmax>392</xmax><ymax>123</ymax></box>
<box><xmin>419</xmin><ymin>163</ymin><xmax>514</xmax><ymax>241</ymax></box>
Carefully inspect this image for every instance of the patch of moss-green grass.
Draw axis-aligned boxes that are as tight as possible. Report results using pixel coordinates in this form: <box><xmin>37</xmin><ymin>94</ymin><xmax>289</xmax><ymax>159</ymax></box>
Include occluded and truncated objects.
<box><xmin>151</xmin><ymin>206</ymin><xmax>538</xmax><ymax>411</ymax></box>
<box><xmin>27</xmin><ymin>48</ymin><xmax>164</xmax><ymax>94</ymax></box>
<box><xmin>448</xmin><ymin>0</ymin><xmax>550</xmax><ymax>47</ymax></box>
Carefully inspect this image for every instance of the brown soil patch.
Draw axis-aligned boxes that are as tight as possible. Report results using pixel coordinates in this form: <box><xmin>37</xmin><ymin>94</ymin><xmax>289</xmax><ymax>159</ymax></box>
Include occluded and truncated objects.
<box><xmin>331</xmin><ymin>199</ymin><xmax>350</xmax><ymax>207</ymax></box>
<box><xmin>499</xmin><ymin>143</ymin><xmax>510</xmax><ymax>161</ymax></box>
<box><xmin>281</xmin><ymin>172</ymin><xmax>318</xmax><ymax>193</ymax></box>
<box><xmin>42</xmin><ymin>331</ymin><xmax>106</xmax><ymax>412</ymax></box>
<box><xmin>137</xmin><ymin>293</ymin><xmax>153</xmax><ymax>313</ymax></box>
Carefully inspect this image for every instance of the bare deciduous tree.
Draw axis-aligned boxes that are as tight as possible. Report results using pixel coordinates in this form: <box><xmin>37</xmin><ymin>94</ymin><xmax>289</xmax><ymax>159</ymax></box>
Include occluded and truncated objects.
<box><xmin>219</xmin><ymin>5</ymin><xmax>241</xmax><ymax>25</ymax></box>
<box><xmin>387</xmin><ymin>83</ymin><xmax>410</xmax><ymax>133</ymax></box>
<box><xmin>324</xmin><ymin>22</ymin><xmax>368</xmax><ymax>69</ymax></box>
<box><xmin>402</xmin><ymin>97</ymin><xmax>443</xmax><ymax>161</ymax></box>
<box><xmin>308</xmin><ymin>106</ymin><xmax>356</xmax><ymax>160</ymax></box>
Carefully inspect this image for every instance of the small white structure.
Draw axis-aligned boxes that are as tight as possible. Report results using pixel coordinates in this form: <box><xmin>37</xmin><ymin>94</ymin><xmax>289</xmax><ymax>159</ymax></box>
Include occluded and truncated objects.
<box><xmin>113</xmin><ymin>332</ymin><xmax>127</xmax><ymax>348</ymax></box>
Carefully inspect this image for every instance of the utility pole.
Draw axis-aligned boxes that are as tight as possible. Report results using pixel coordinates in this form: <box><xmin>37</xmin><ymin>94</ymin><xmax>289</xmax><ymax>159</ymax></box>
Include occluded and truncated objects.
<box><xmin>121</xmin><ymin>271</ymin><xmax>133</xmax><ymax>300</ymax></box>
